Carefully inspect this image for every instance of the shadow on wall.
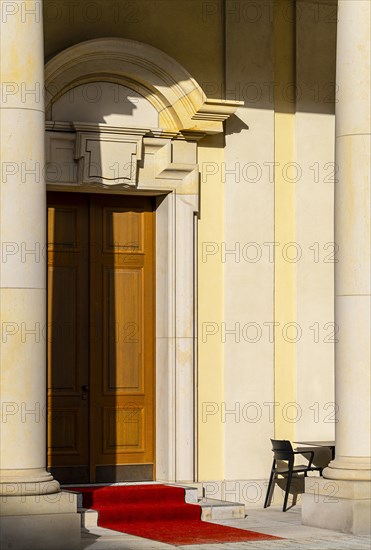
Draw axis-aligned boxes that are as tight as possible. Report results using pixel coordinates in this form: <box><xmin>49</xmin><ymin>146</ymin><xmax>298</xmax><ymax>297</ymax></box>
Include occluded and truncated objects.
<box><xmin>43</xmin><ymin>0</ymin><xmax>337</xmax><ymax>118</ymax></box>
<box><xmin>224</xmin><ymin>0</ymin><xmax>337</xmax><ymax>116</ymax></box>
<box><xmin>50</xmin><ymin>82</ymin><xmax>159</xmax><ymax>127</ymax></box>
<box><xmin>225</xmin><ymin>114</ymin><xmax>250</xmax><ymax>136</ymax></box>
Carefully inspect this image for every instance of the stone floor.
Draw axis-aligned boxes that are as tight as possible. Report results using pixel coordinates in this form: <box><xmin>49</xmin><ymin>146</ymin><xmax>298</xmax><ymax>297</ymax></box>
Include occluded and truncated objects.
<box><xmin>80</xmin><ymin>505</ymin><xmax>371</xmax><ymax>549</ymax></box>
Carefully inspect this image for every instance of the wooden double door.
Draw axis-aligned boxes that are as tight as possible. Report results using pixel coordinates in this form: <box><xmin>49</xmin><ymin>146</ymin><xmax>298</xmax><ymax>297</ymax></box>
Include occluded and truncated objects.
<box><xmin>47</xmin><ymin>192</ymin><xmax>155</xmax><ymax>483</ymax></box>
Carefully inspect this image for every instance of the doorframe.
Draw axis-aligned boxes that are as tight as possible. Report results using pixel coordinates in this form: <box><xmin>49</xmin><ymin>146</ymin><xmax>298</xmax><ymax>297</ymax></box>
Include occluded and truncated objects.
<box><xmin>154</xmin><ymin>192</ymin><xmax>198</xmax><ymax>482</ymax></box>
<box><xmin>46</xmin><ymin>186</ymin><xmax>198</xmax><ymax>483</ymax></box>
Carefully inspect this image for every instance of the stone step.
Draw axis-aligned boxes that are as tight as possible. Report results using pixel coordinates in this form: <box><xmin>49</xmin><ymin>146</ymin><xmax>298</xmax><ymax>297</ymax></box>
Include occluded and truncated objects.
<box><xmin>73</xmin><ymin>483</ymin><xmax>245</xmax><ymax>527</ymax></box>
<box><xmin>79</xmin><ymin>507</ymin><xmax>99</xmax><ymax>528</ymax></box>
<box><xmin>177</xmin><ymin>483</ymin><xmax>246</xmax><ymax>520</ymax></box>
<box><xmin>199</xmin><ymin>498</ymin><xmax>246</xmax><ymax>521</ymax></box>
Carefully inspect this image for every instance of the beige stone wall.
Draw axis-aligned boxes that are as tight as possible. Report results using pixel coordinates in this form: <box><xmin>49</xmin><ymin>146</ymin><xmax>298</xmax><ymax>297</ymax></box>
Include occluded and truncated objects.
<box><xmin>198</xmin><ymin>134</ymin><xmax>225</xmax><ymax>481</ymax></box>
<box><xmin>199</xmin><ymin>0</ymin><xmax>337</xmax><ymax>493</ymax></box>
<box><xmin>224</xmin><ymin>1</ymin><xmax>275</xmax><ymax>483</ymax></box>
<box><xmin>295</xmin><ymin>0</ymin><xmax>337</xmax><ymax>441</ymax></box>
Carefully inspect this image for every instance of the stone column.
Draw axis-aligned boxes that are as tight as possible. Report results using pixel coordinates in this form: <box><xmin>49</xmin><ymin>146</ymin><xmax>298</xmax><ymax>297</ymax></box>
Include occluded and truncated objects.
<box><xmin>0</xmin><ymin>2</ymin><xmax>80</xmax><ymax>548</ymax></box>
<box><xmin>302</xmin><ymin>0</ymin><xmax>370</xmax><ymax>534</ymax></box>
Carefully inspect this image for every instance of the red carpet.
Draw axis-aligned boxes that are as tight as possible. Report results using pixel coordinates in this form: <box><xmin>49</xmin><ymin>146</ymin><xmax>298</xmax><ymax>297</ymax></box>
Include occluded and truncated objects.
<box><xmin>69</xmin><ymin>484</ymin><xmax>281</xmax><ymax>545</ymax></box>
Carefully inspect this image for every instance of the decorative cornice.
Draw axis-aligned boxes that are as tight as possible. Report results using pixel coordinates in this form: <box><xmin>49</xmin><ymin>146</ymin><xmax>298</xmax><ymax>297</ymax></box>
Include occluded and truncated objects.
<box><xmin>192</xmin><ymin>98</ymin><xmax>243</xmax><ymax>122</ymax></box>
<box><xmin>45</xmin><ymin>121</ymin><xmax>74</xmax><ymax>132</ymax></box>
<box><xmin>72</xmin><ymin>122</ymin><xmax>151</xmax><ymax>136</ymax></box>
<box><xmin>45</xmin><ymin>122</ymin><xmax>205</xmax><ymax>142</ymax></box>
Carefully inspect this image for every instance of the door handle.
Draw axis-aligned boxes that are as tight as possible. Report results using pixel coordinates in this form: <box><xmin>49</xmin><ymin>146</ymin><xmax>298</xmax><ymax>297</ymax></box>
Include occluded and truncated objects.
<box><xmin>81</xmin><ymin>385</ymin><xmax>89</xmax><ymax>400</ymax></box>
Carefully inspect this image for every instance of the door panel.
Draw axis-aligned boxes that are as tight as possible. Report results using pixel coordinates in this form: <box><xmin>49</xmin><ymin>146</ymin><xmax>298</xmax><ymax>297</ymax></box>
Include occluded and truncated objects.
<box><xmin>90</xmin><ymin>195</ymin><xmax>155</xmax><ymax>481</ymax></box>
<box><xmin>106</xmin><ymin>268</ymin><xmax>142</xmax><ymax>391</ymax></box>
<box><xmin>47</xmin><ymin>192</ymin><xmax>155</xmax><ymax>483</ymax></box>
<box><xmin>47</xmin><ymin>194</ymin><xmax>89</xmax><ymax>482</ymax></box>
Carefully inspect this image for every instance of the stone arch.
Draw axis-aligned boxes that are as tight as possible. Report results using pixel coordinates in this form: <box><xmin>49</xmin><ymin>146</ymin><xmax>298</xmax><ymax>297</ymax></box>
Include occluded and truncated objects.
<box><xmin>45</xmin><ymin>37</ymin><xmax>239</xmax><ymax>135</ymax></box>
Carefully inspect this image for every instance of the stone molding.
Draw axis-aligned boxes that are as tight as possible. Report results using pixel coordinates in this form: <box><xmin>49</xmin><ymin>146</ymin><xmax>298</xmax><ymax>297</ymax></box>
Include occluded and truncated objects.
<box><xmin>73</xmin><ymin>123</ymin><xmax>147</xmax><ymax>186</ymax></box>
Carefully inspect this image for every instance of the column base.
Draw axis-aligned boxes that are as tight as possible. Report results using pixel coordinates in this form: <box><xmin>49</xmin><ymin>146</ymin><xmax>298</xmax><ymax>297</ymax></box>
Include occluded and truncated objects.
<box><xmin>302</xmin><ymin>477</ymin><xmax>371</xmax><ymax>535</ymax></box>
<box><xmin>0</xmin><ymin>468</ymin><xmax>60</xmax><ymax>496</ymax></box>
<box><xmin>0</xmin><ymin>492</ymin><xmax>81</xmax><ymax>550</ymax></box>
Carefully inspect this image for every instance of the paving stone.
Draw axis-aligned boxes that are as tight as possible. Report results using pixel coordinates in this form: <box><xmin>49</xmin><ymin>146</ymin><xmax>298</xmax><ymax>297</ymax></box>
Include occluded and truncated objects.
<box><xmin>80</xmin><ymin>505</ymin><xmax>371</xmax><ymax>550</ymax></box>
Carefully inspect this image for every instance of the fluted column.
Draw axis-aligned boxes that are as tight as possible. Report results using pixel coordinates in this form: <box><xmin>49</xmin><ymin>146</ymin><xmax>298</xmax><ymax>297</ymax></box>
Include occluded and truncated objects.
<box><xmin>0</xmin><ymin>0</ymin><xmax>59</xmax><ymax>496</ymax></box>
<box><xmin>0</xmin><ymin>3</ymin><xmax>80</xmax><ymax>548</ymax></box>
<box><xmin>323</xmin><ymin>0</ymin><xmax>371</xmax><ymax>482</ymax></box>
<box><xmin>302</xmin><ymin>0</ymin><xmax>370</xmax><ymax>534</ymax></box>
